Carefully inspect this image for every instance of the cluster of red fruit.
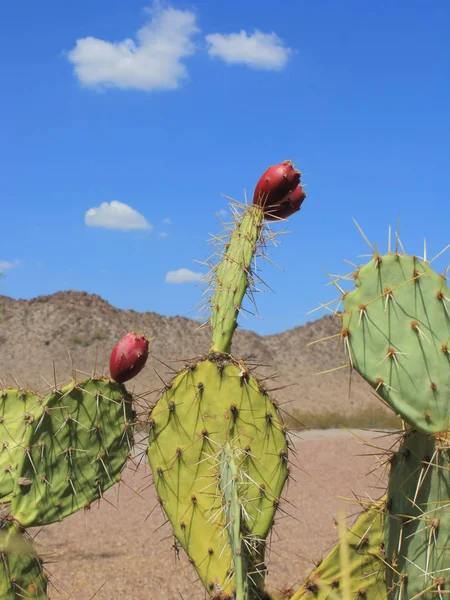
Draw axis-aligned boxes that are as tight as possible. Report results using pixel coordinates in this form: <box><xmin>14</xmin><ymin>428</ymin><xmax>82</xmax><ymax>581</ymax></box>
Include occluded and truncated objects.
<box><xmin>252</xmin><ymin>160</ymin><xmax>306</xmax><ymax>221</ymax></box>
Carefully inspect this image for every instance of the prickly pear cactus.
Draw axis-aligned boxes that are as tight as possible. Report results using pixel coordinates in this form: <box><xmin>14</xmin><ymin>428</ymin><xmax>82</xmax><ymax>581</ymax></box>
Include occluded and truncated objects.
<box><xmin>148</xmin><ymin>162</ymin><xmax>306</xmax><ymax>600</ymax></box>
<box><xmin>0</xmin><ymin>516</ymin><xmax>49</xmax><ymax>599</ymax></box>
<box><xmin>291</xmin><ymin>500</ymin><xmax>386</xmax><ymax>600</ymax></box>
<box><xmin>9</xmin><ymin>377</ymin><xmax>133</xmax><ymax>527</ymax></box>
<box><xmin>0</xmin><ymin>331</ymin><xmax>144</xmax><ymax>595</ymax></box>
<box><xmin>335</xmin><ymin>228</ymin><xmax>450</xmax><ymax>599</ymax></box>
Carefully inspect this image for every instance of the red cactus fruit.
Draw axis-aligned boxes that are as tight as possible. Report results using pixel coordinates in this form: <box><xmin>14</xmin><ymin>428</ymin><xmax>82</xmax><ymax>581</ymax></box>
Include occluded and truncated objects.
<box><xmin>264</xmin><ymin>184</ymin><xmax>307</xmax><ymax>221</ymax></box>
<box><xmin>110</xmin><ymin>332</ymin><xmax>149</xmax><ymax>384</ymax></box>
<box><xmin>253</xmin><ymin>160</ymin><xmax>305</xmax><ymax>220</ymax></box>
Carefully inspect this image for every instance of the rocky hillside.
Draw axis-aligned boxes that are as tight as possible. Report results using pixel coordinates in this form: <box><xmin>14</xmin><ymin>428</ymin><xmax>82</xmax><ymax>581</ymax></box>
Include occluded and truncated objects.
<box><xmin>0</xmin><ymin>291</ymin><xmax>395</xmax><ymax>426</ymax></box>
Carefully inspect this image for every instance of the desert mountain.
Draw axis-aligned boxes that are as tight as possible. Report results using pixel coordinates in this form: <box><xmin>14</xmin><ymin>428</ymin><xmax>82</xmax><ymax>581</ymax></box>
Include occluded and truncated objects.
<box><xmin>0</xmin><ymin>291</ymin><xmax>394</xmax><ymax>426</ymax></box>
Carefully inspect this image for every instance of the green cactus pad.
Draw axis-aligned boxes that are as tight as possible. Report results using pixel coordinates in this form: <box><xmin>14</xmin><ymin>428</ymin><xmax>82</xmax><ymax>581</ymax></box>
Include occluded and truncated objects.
<box><xmin>291</xmin><ymin>500</ymin><xmax>386</xmax><ymax>600</ymax></box>
<box><xmin>343</xmin><ymin>253</ymin><xmax>450</xmax><ymax>433</ymax></box>
<box><xmin>385</xmin><ymin>430</ymin><xmax>450</xmax><ymax>599</ymax></box>
<box><xmin>0</xmin><ymin>389</ymin><xmax>44</xmax><ymax>503</ymax></box>
<box><xmin>209</xmin><ymin>205</ymin><xmax>264</xmax><ymax>354</ymax></box>
<box><xmin>0</xmin><ymin>518</ymin><xmax>49</xmax><ymax>599</ymax></box>
<box><xmin>147</xmin><ymin>356</ymin><xmax>288</xmax><ymax>598</ymax></box>
<box><xmin>10</xmin><ymin>378</ymin><xmax>133</xmax><ymax>527</ymax></box>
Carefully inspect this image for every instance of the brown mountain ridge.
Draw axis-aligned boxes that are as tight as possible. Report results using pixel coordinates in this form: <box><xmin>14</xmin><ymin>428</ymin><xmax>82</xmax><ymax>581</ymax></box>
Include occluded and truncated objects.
<box><xmin>0</xmin><ymin>291</ymin><xmax>395</xmax><ymax>427</ymax></box>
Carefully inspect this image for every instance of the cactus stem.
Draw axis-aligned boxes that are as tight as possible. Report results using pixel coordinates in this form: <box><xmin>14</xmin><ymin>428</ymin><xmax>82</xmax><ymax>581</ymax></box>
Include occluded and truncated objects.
<box><xmin>207</xmin><ymin>204</ymin><xmax>265</xmax><ymax>354</ymax></box>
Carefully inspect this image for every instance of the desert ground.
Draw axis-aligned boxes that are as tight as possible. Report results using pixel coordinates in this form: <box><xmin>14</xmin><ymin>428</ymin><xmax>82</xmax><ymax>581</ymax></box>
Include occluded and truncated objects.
<box><xmin>34</xmin><ymin>428</ymin><xmax>398</xmax><ymax>600</ymax></box>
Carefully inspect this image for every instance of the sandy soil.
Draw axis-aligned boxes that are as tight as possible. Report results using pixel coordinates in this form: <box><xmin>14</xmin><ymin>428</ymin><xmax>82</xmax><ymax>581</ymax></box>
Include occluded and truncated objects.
<box><xmin>32</xmin><ymin>428</ymin><xmax>399</xmax><ymax>600</ymax></box>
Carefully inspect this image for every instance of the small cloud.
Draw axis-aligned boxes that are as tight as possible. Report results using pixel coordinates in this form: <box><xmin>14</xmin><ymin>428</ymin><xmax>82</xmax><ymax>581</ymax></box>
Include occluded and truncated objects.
<box><xmin>206</xmin><ymin>29</ymin><xmax>292</xmax><ymax>71</ymax></box>
<box><xmin>0</xmin><ymin>260</ymin><xmax>20</xmax><ymax>270</ymax></box>
<box><xmin>162</xmin><ymin>217</ymin><xmax>172</xmax><ymax>224</ymax></box>
<box><xmin>159</xmin><ymin>232</ymin><xmax>168</xmax><ymax>238</ymax></box>
<box><xmin>67</xmin><ymin>4</ymin><xmax>200</xmax><ymax>91</ymax></box>
<box><xmin>165</xmin><ymin>268</ymin><xmax>203</xmax><ymax>284</ymax></box>
<box><xmin>216</xmin><ymin>208</ymin><xmax>228</xmax><ymax>217</ymax></box>
<box><xmin>85</xmin><ymin>201</ymin><xmax>152</xmax><ymax>231</ymax></box>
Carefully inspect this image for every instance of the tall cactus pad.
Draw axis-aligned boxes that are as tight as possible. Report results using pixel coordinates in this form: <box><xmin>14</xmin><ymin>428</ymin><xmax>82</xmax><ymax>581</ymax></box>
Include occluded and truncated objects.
<box><xmin>291</xmin><ymin>501</ymin><xmax>386</xmax><ymax>600</ymax></box>
<box><xmin>342</xmin><ymin>253</ymin><xmax>450</xmax><ymax>434</ymax></box>
<box><xmin>147</xmin><ymin>356</ymin><xmax>288</xmax><ymax>598</ymax></box>
<box><xmin>385</xmin><ymin>430</ymin><xmax>450</xmax><ymax>599</ymax></box>
<box><xmin>11</xmin><ymin>378</ymin><xmax>133</xmax><ymax>527</ymax></box>
<box><xmin>209</xmin><ymin>205</ymin><xmax>264</xmax><ymax>354</ymax></box>
<box><xmin>0</xmin><ymin>390</ymin><xmax>43</xmax><ymax>503</ymax></box>
<box><xmin>0</xmin><ymin>518</ymin><xmax>49</xmax><ymax>599</ymax></box>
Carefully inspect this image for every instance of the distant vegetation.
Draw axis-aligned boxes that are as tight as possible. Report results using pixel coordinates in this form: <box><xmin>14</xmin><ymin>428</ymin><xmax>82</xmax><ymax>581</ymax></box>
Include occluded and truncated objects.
<box><xmin>284</xmin><ymin>407</ymin><xmax>402</xmax><ymax>430</ymax></box>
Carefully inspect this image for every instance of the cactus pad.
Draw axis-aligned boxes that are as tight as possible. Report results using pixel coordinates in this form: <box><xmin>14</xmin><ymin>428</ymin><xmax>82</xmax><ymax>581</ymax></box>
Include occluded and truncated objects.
<box><xmin>11</xmin><ymin>378</ymin><xmax>133</xmax><ymax>527</ymax></box>
<box><xmin>291</xmin><ymin>500</ymin><xmax>386</xmax><ymax>599</ymax></box>
<box><xmin>0</xmin><ymin>389</ymin><xmax>43</xmax><ymax>503</ymax></box>
<box><xmin>0</xmin><ymin>518</ymin><xmax>49</xmax><ymax>599</ymax></box>
<box><xmin>147</xmin><ymin>356</ymin><xmax>288</xmax><ymax>598</ymax></box>
<box><xmin>385</xmin><ymin>430</ymin><xmax>450</xmax><ymax>599</ymax></box>
<box><xmin>343</xmin><ymin>253</ymin><xmax>450</xmax><ymax>434</ymax></box>
<box><xmin>209</xmin><ymin>205</ymin><xmax>264</xmax><ymax>354</ymax></box>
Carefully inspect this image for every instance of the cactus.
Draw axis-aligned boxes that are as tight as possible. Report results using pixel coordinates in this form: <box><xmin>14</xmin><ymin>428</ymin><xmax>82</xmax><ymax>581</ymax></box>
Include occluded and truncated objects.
<box><xmin>0</xmin><ymin>517</ymin><xmax>49</xmax><ymax>599</ymax></box>
<box><xmin>335</xmin><ymin>228</ymin><xmax>450</xmax><ymax>599</ymax></box>
<box><xmin>148</xmin><ymin>161</ymin><xmax>306</xmax><ymax>599</ymax></box>
<box><xmin>385</xmin><ymin>430</ymin><xmax>450</xmax><ymax>599</ymax></box>
<box><xmin>9</xmin><ymin>377</ymin><xmax>133</xmax><ymax>527</ymax></box>
<box><xmin>291</xmin><ymin>500</ymin><xmax>386</xmax><ymax>600</ymax></box>
<box><xmin>342</xmin><ymin>250</ymin><xmax>449</xmax><ymax>434</ymax></box>
<box><xmin>210</xmin><ymin>160</ymin><xmax>305</xmax><ymax>354</ymax></box>
<box><xmin>0</xmin><ymin>350</ymin><xmax>139</xmax><ymax>595</ymax></box>
<box><xmin>148</xmin><ymin>356</ymin><xmax>288</xmax><ymax>598</ymax></box>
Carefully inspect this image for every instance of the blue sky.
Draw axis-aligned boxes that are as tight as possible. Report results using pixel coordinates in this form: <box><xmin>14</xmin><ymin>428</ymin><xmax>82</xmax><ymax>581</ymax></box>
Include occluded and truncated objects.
<box><xmin>1</xmin><ymin>1</ymin><xmax>449</xmax><ymax>335</ymax></box>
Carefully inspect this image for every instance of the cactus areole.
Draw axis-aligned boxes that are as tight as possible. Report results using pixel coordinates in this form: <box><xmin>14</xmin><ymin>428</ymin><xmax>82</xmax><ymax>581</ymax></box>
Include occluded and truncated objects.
<box><xmin>110</xmin><ymin>332</ymin><xmax>149</xmax><ymax>383</ymax></box>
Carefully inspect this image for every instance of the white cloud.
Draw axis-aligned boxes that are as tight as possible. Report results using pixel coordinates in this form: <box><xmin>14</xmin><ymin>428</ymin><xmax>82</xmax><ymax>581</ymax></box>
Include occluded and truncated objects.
<box><xmin>159</xmin><ymin>232</ymin><xmax>168</xmax><ymax>238</ymax></box>
<box><xmin>206</xmin><ymin>30</ymin><xmax>292</xmax><ymax>71</ymax></box>
<box><xmin>216</xmin><ymin>208</ymin><xmax>228</xmax><ymax>217</ymax></box>
<box><xmin>67</xmin><ymin>4</ymin><xmax>199</xmax><ymax>91</ymax></box>
<box><xmin>85</xmin><ymin>201</ymin><xmax>152</xmax><ymax>230</ymax></box>
<box><xmin>162</xmin><ymin>217</ymin><xmax>172</xmax><ymax>224</ymax></box>
<box><xmin>0</xmin><ymin>260</ymin><xmax>20</xmax><ymax>270</ymax></box>
<box><xmin>165</xmin><ymin>268</ymin><xmax>203</xmax><ymax>284</ymax></box>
